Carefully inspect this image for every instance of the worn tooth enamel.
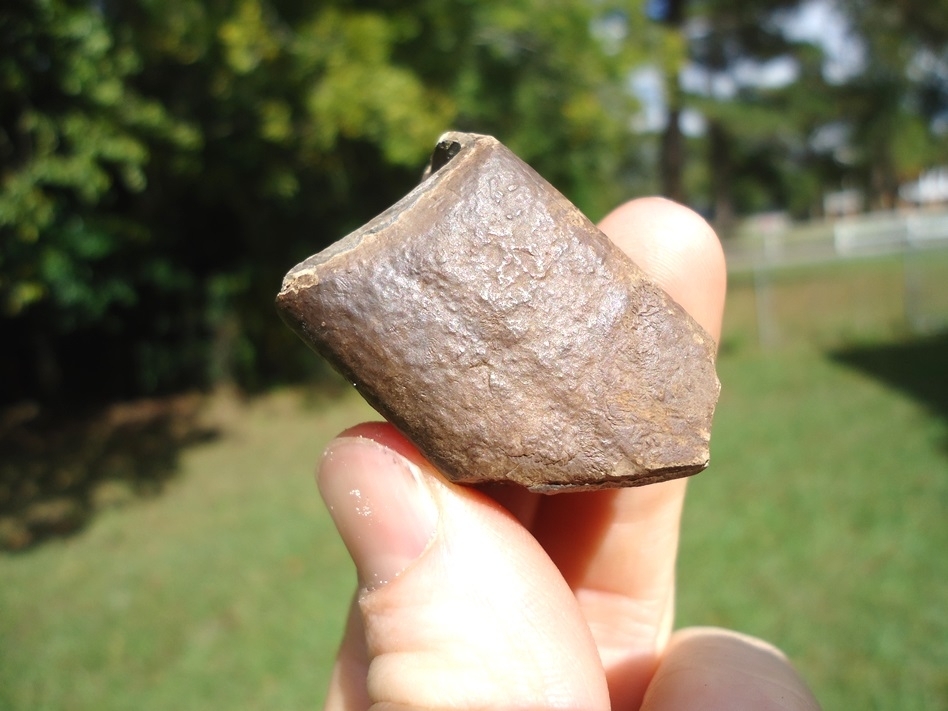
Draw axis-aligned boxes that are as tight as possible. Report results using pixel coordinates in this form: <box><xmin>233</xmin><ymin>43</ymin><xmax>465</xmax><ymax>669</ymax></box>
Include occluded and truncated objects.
<box><xmin>276</xmin><ymin>132</ymin><xmax>720</xmax><ymax>492</ymax></box>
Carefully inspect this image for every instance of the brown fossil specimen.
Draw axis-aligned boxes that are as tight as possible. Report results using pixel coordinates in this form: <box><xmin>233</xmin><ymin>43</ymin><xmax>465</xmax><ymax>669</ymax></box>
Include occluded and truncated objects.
<box><xmin>276</xmin><ymin>132</ymin><xmax>720</xmax><ymax>491</ymax></box>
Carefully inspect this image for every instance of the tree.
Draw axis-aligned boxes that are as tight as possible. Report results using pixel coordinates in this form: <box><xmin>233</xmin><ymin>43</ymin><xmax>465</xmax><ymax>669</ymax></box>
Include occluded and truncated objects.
<box><xmin>1</xmin><ymin>0</ymin><xmax>649</xmax><ymax>403</ymax></box>
<box><xmin>835</xmin><ymin>0</ymin><xmax>948</xmax><ymax>208</ymax></box>
<box><xmin>647</xmin><ymin>0</ymin><xmax>690</xmax><ymax>202</ymax></box>
<box><xmin>633</xmin><ymin>0</ymin><xmax>948</xmax><ymax>223</ymax></box>
<box><xmin>664</xmin><ymin>0</ymin><xmax>848</xmax><ymax>223</ymax></box>
<box><xmin>383</xmin><ymin>0</ymin><xmax>647</xmax><ymax>217</ymax></box>
<box><xmin>0</xmin><ymin>0</ymin><xmax>199</xmax><ymax>397</ymax></box>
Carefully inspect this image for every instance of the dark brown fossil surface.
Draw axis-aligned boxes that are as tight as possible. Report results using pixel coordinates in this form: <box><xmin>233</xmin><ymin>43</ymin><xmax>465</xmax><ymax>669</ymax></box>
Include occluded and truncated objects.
<box><xmin>276</xmin><ymin>132</ymin><xmax>720</xmax><ymax>492</ymax></box>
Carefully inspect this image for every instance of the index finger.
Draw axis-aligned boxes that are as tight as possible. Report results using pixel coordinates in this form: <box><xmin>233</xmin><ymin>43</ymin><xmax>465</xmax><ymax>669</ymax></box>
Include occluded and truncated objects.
<box><xmin>530</xmin><ymin>197</ymin><xmax>726</xmax><ymax>709</ymax></box>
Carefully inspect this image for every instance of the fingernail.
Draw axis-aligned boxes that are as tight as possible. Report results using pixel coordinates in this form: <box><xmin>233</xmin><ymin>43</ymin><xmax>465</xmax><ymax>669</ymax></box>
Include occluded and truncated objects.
<box><xmin>318</xmin><ymin>437</ymin><xmax>439</xmax><ymax>590</ymax></box>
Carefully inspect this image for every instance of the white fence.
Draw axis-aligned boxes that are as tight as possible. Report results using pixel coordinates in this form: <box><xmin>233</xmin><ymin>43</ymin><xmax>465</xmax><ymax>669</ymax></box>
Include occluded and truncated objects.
<box><xmin>725</xmin><ymin>209</ymin><xmax>948</xmax><ymax>272</ymax></box>
<box><xmin>723</xmin><ymin>209</ymin><xmax>948</xmax><ymax>348</ymax></box>
<box><xmin>834</xmin><ymin>212</ymin><xmax>948</xmax><ymax>255</ymax></box>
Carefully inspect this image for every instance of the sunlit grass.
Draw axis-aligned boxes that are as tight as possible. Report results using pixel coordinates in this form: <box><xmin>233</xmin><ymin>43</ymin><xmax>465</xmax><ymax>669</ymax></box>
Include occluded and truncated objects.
<box><xmin>678</xmin><ymin>344</ymin><xmax>948</xmax><ymax>711</ymax></box>
<box><xmin>0</xmin><ymin>389</ymin><xmax>370</xmax><ymax>711</ymax></box>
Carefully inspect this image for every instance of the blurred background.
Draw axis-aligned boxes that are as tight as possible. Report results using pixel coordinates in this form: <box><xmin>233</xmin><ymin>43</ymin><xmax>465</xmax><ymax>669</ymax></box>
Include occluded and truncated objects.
<box><xmin>1</xmin><ymin>0</ymin><xmax>946</xmax><ymax>709</ymax></box>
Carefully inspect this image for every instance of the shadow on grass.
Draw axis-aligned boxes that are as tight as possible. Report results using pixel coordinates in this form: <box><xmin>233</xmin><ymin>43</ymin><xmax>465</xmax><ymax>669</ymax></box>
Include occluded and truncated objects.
<box><xmin>831</xmin><ymin>330</ymin><xmax>948</xmax><ymax>442</ymax></box>
<box><xmin>0</xmin><ymin>394</ymin><xmax>219</xmax><ymax>551</ymax></box>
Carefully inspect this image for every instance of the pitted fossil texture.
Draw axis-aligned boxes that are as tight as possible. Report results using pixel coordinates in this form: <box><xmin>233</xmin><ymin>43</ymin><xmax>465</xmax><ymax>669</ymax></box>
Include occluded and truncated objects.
<box><xmin>277</xmin><ymin>132</ymin><xmax>720</xmax><ymax>491</ymax></box>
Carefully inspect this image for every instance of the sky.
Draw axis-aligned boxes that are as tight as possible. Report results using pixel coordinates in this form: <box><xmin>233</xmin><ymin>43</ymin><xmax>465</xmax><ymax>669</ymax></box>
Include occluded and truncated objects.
<box><xmin>780</xmin><ymin>0</ymin><xmax>865</xmax><ymax>83</ymax></box>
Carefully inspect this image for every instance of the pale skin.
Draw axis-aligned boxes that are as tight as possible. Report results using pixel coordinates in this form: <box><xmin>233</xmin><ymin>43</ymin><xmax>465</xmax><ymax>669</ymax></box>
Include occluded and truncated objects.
<box><xmin>316</xmin><ymin>197</ymin><xmax>822</xmax><ymax>711</ymax></box>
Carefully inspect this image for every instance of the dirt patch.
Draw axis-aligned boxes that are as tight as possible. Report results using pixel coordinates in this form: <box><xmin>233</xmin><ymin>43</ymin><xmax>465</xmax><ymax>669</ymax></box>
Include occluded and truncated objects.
<box><xmin>0</xmin><ymin>393</ymin><xmax>219</xmax><ymax>550</ymax></box>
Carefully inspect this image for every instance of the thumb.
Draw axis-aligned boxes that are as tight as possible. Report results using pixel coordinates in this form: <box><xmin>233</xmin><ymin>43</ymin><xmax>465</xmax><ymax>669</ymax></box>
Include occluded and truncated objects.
<box><xmin>318</xmin><ymin>424</ymin><xmax>610</xmax><ymax>711</ymax></box>
<box><xmin>641</xmin><ymin>628</ymin><xmax>821</xmax><ymax>711</ymax></box>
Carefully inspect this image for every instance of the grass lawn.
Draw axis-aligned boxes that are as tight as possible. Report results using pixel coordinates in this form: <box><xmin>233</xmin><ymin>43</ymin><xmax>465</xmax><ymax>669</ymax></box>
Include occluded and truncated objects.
<box><xmin>1</xmin><ymin>258</ymin><xmax>946</xmax><ymax>710</ymax></box>
<box><xmin>678</xmin><ymin>338</ymin><xmax>948</xmax><ymax>711</ymax></box>
<box><xmin>0</xmin><ymin>389</ymin><xmax>373</xmax><ymax>710</ymax></box>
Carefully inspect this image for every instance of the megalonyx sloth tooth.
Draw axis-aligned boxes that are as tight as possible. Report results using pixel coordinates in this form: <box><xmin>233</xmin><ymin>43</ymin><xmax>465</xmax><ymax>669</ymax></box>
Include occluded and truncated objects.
<box><xmin>276</xmin><ymin>132</ymin><xmax>720</xmax><ymax>492</ymax></box>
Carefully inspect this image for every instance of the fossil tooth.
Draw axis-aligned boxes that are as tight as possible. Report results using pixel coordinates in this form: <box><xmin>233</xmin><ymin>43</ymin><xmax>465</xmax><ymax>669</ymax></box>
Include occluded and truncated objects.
<box><xmin>276</xmin><ymin>132</ymin><xmax>720</xmax><ymax>492</ymax></box>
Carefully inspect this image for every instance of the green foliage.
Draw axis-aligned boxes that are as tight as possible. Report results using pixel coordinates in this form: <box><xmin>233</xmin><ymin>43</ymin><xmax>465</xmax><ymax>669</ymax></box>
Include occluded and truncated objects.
<box><xmin>667</xmin><ymin>1</ymin><xmax>844</xmax><ymax>219</ymax></box>
<box><xmin>814</xmin><ymin>0</ymin><xmax>948</xmax><ymax>206</ymax></box>
<box><xmin>1</xmin><ymin>0</ymin><xmax>648</xmax><ymax>402</ymax></box>
<box><xmin>295</xmin><ymin>7</ymin><xmax>454</xmax><ymax>164</ymax></box>
<box><xmin>0</xmin><ymin>0</ymin><xmax>198</xmax><ymax>323</ymax></box>
<box><xmin>446</xmin><ymin>0</ymin><xmax>644</xmax><ymax>210</ymax></box>
<box><xmin>653</xmin><ymin>0</ymin><xmax>948</xmax><ymax>218</ymax></box>
<box><xmin>2</xmin><ymin>0</ymin><xmax>946</xmax><ymax>402</ymax></box>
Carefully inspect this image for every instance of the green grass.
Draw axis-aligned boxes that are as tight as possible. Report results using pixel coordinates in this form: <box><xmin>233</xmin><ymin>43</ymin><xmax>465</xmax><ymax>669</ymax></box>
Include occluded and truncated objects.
<box><xmin>678</xmin><ymin>341</ymin><xmax>948</xmax><ymax>711</ymax></box>
<box><xmin>0</xmin><ymin>389</ymin><xmax>373</xmax><ymax>711</ymax></box>
<box><xmin>1</xmin><ymin>260</ymin><xmax>947</xmax><ymax>710</ymax></box>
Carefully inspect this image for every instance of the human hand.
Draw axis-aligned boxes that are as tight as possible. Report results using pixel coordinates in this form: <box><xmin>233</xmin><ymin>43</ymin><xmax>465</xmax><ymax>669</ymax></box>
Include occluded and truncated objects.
<box><xmin>316</xmin><ymin>197</ymin><xmax>820</xmax><ymax>710</ymax></box>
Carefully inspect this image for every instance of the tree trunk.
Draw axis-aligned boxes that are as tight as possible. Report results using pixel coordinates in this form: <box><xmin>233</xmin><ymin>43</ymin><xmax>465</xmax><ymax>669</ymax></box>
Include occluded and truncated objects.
<box><xmin>657</xmin><ymin>0</ymin><xmax>688</xmax><ymax>204</ymax></box>
<box><xmin>660</xmin><ymin>108</ymin><xmax>685</xmax><ymax>203</ymax></box>
<box><xmin>708</xmin><ymin>120</ymin><xmax>734</xmax><ymax>232</ymax></box>
<box><xmin>31</xmin><ymin>329</ymin><xmax>61</xmax><ymax>400</ymax></box>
